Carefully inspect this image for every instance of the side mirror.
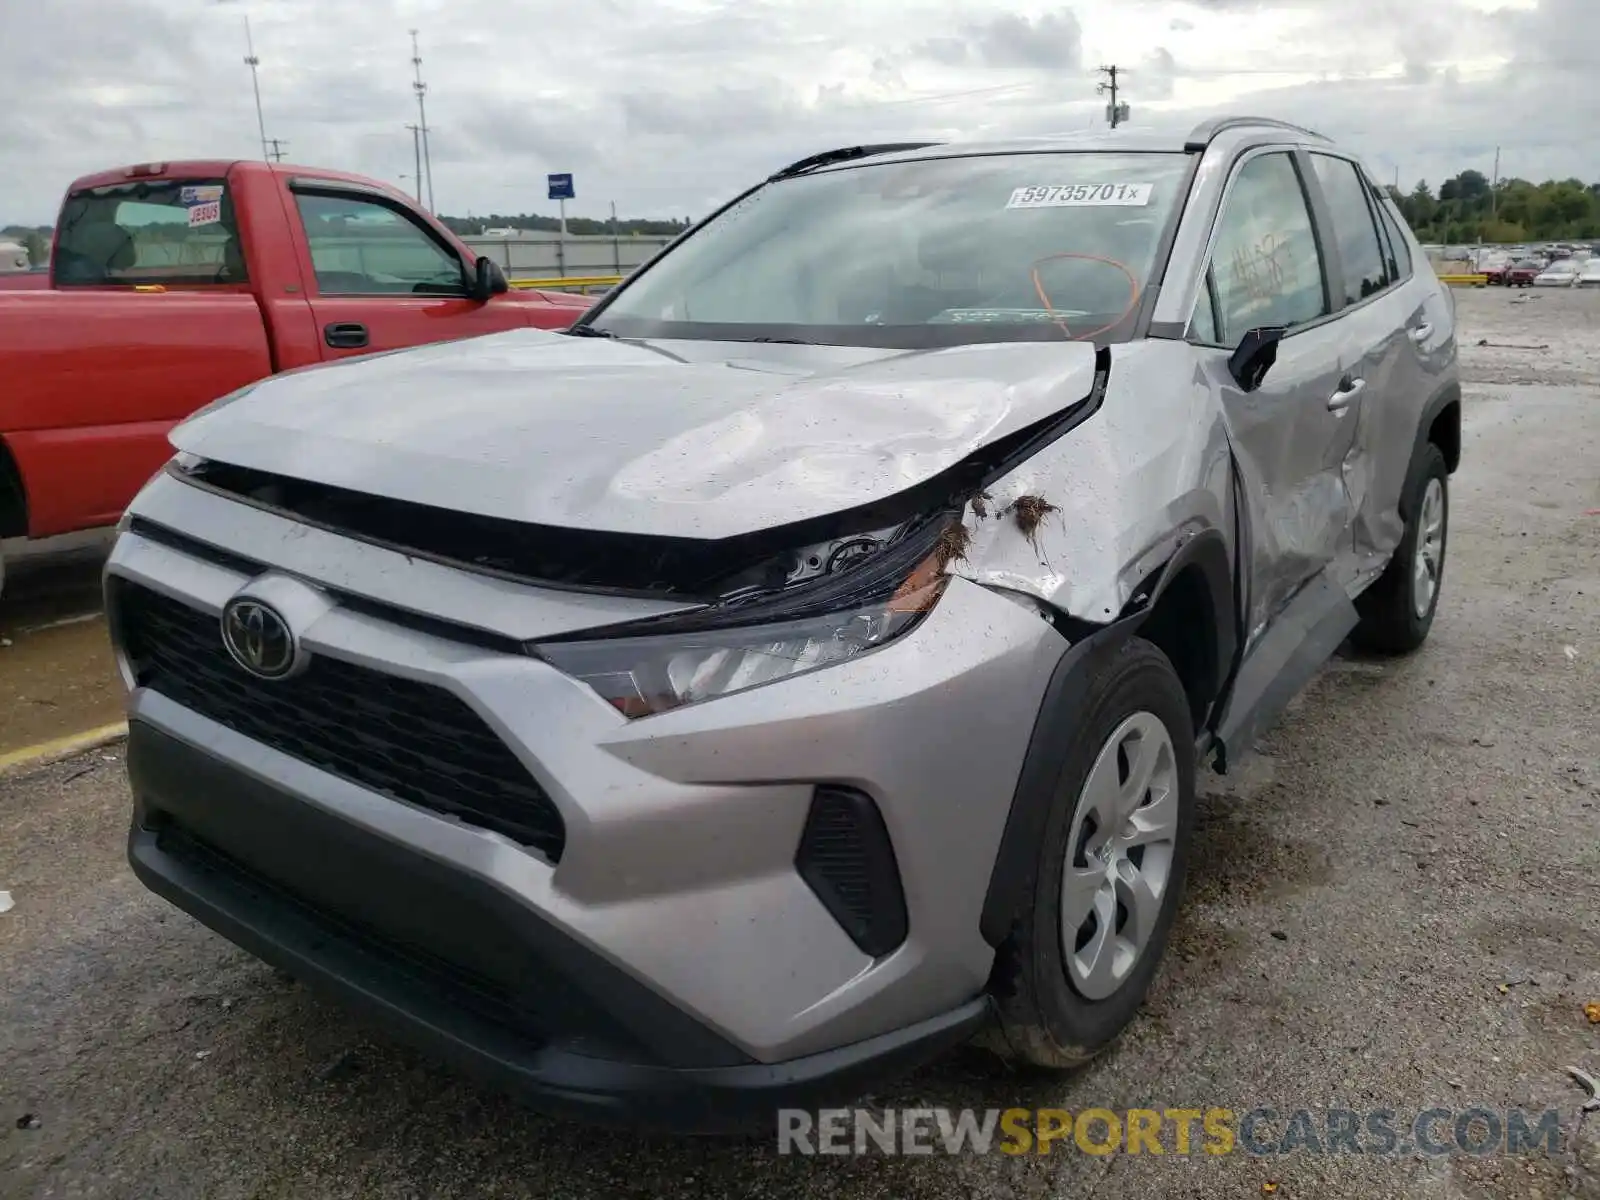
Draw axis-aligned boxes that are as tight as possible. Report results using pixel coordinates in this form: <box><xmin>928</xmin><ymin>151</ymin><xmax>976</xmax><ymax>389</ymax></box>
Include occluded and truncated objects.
<box><xmin>470</xmin><ymin>255</ymin><xmax>509</xmax><ymax>301</ymax></box>
<box><xmin>1227</xmin><ymin>325</ymin><xmax>1287</xmax><ymax>392</ymax></box>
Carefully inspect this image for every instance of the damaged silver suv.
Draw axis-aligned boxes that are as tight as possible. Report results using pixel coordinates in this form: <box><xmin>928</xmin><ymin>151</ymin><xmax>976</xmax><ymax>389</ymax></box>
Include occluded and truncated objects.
<box><xmin>107</xmin><ymin>116</ymin><xmax>1459</xmax><ymax>1130</ymax></box>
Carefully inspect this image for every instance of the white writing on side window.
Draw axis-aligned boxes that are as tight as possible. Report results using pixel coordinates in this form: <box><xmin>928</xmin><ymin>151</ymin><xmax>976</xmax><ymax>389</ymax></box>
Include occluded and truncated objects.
<box><xmin>1006</xmin><ymin>183</ymin><xmax>1154</xmax><ymax>209</ymax></box>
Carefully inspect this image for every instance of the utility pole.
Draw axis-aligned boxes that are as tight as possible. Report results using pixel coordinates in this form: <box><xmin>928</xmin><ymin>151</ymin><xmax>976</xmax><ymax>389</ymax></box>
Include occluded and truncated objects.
<box><xmin>242</xmin><ymin>13</ymin><xmax>269</xmax><ymax>160</ymax></box>
<box><xmin>405</xmin><ymin>124</ymin><xmax>423</xmax><ymax>203</ymax></box>
<box><xmin>1096</xmin><ymin>65</ymin><xmax>1129</xmax><ymax>128</ymax></box>
<box><xmin>410</xmin><ymin>30</ymin><xmax>435</xmax><ymax>211</ymax></box>
<box><xmin>266</xmin><ymin>138</ymin><xmax>289</xmax><ymax>163</ymax></box>
<box><xmin>1491</xmin><ymin>145</ymin><xmax>1500</xmax><ymax>220</ymax></box>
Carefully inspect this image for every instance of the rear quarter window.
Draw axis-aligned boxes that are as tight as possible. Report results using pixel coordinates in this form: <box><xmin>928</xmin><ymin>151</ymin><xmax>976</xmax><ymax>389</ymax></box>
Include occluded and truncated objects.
<box><xmin>53</xmin><ymin>179</ymin><xmax>247</xmax><ymax>286</ymax></box>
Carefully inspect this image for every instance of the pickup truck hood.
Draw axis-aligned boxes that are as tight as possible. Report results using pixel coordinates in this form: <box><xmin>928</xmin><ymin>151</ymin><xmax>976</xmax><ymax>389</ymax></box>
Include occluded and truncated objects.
<box><xmin>171</xmin><ymin>327</ymin><xmax>1100</xmax><ymax>540</ymax></box>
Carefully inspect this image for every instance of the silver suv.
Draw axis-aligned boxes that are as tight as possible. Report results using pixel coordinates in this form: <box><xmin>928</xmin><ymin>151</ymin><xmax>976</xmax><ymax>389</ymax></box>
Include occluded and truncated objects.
<box><xmin>107</xmin><ymin>116</ymin><xmax>1459</xmax><ymax>1130</ymax></box>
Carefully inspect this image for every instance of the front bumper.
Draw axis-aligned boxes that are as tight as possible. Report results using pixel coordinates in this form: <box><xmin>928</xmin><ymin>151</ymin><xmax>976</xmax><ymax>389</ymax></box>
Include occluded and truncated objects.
<box><xmin>107</xmin><ymin>472</ymin><xmax>1069</xmax><ymax>1121</ymax></box>
<box><xmin>127</xmin><ymin>720</ymin><xmax>989</xmax><ymax>1132</ymax></box>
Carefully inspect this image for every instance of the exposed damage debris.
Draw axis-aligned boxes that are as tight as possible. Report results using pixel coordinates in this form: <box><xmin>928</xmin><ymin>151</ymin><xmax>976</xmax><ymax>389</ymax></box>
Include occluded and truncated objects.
<box><xmin>933</xmin><ymin>521</ymin><xmax>973</xmax><ymax>569</ymax></box>
<box><xmin>970</xmin><ymin>491</ymin><xmax>993</xmax><ymax>520</ymax></box>
<box><xmin>1006</xmin><ymin>494</ymin><xmax>1059</xmax><ymax>546</ymax></box>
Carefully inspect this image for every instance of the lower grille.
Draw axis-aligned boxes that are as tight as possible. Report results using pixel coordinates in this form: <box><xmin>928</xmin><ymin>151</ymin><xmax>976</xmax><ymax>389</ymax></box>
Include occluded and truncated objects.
<box><xmin>113</xmin><ymin>582</ymin><xmax>566</xmax><ymax>860</ymax></box>
<box><xmin>157</xmin><ymin>818</ymin><xmax>528</xmax><ymax>1031</ymax></box>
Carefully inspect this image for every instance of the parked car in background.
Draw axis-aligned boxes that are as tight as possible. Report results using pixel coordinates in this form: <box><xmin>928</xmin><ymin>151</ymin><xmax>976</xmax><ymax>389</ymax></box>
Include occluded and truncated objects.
<box><xmin>0</xmin><ymin>159</ymin><xmax>592</xmax><ymax>597</ymax></box>
<box><xmin>1578</xmin><ymin>258</ymin><xmax>1600</xmax><ymax>287</ymax></box>
<box><xmin>106</xmin><ymin>116</ymin><xmax>1461</xmax><ymax>1130</ymax></box>
<box><xmin>1534</xmin><ymin>259</ymin><xmax>1582</xmax><ymax>286</ymax></box>
<box><xmin>1505</xmin><ymin>259</ymin><xmax>1543</xmax><ymax>287</ymax></box>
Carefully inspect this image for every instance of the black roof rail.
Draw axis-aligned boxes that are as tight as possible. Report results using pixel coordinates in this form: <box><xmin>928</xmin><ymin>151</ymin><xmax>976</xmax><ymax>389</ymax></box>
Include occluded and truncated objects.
<box><xmin>768</xmin><ymin>142</ymin><xmax>942</xmax><ymax>181</ymax></box>
<box><xmin>1183</xmin><ymin>116</ymin><xmax>1331</xmax><ymax>153</ymax></box>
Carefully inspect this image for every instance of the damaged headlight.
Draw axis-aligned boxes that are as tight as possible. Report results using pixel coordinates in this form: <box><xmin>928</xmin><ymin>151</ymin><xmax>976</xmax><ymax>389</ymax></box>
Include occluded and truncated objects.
<box><xmin>535</xmin><ymin>519</ymin><xmax>954</xmax><ymax>718</ymax></box>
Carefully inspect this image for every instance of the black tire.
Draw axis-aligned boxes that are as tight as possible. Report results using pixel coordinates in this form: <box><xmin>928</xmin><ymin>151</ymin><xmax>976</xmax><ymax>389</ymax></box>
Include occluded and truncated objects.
<box><xmin>981</xmin><ymin>637</ymin><xmax>1196</xmax><ymax>1070</ymax></box>
<box><xmin>1351</xmin><ymin>442</ymin><xmax>1450</xmax><ymax>655</ymax></box>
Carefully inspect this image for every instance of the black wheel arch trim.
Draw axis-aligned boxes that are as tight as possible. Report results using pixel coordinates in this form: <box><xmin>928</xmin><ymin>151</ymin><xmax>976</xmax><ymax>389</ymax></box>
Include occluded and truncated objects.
<box><xmin>1118</xmin><ymin>526</ymin><xmax>1238</xmax><ymax>732</ymax></box>
<box><xmin>1415</xmin><ymin>379</ymin><xmax>1462</xmax><ymax>478</ymax></box>
<box><xmin>978</xmin><ymin>525</ymin><xmax>1234</xmax><ymax>949</ymax></box>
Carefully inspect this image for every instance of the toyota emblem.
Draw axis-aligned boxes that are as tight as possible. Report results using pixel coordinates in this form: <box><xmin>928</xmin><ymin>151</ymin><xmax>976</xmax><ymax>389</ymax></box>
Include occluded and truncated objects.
<box><xmin>221</xmin><ymin>597</ymin><xmax>297</xmax><ymax>679</ymax></box>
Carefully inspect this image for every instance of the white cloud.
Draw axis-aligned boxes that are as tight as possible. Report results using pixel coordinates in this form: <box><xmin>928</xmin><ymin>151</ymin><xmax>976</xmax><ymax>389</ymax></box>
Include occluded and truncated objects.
<box><xmin>0</xmin><ymin>0</ymin><xmax>1593</xmax><ymax>224</ymax></box>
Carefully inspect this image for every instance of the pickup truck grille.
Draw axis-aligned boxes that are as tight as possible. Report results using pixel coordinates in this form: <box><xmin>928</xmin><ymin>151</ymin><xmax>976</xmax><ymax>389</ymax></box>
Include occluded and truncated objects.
<box><xmin>112</xmin><ymin>582</ymin><xmax>566</xmax><ymax>861</ymax></box>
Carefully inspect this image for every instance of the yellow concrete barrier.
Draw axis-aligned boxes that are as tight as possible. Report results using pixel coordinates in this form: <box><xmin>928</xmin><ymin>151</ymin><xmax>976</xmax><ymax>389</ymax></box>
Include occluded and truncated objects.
<box><xmin>0</xmin><ymin>721</ymin><xmax>128</xmax><ymax>777</ymax></box>
<box><xmin>508</xmin><ymin>275</ymin><xmax>623</xmax><ymax>290</ymax></box>
<box><xmin>1438</xmin><ymin>273</ymin><xmax>1488</xmax><ymax>286</ymax></box>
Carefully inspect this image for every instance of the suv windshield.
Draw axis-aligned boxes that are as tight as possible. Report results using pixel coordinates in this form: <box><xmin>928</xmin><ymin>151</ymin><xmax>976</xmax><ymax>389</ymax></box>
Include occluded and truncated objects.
<box><xmin>587</xmin><ymin>151</ymin><xmax>1191</xmax><ymax>348</ymax></box>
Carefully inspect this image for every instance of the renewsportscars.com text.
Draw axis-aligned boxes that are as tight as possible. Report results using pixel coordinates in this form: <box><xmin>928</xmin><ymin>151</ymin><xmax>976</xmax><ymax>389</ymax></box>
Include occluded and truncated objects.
<box><xmin>777</xmin><ymin>1106</ymin><xmax>1566</xmax><ymax>1157</ymax></box>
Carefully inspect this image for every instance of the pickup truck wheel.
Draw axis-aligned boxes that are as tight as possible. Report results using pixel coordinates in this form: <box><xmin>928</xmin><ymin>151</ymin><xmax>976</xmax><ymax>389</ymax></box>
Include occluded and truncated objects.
<box><xmin>1352</xmin><ymin>442</ymin><xmax>1449</xmax><ymax>655</ymax></box>
<box><xmin>981</xmin><ymin>638</ymin><xmax>1196</xmax><ymax>1070</ymax></box>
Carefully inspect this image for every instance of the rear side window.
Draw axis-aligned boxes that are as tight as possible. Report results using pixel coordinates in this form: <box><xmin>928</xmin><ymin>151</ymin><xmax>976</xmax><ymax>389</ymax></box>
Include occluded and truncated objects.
<box><xmin>293</xmin><ymin>192</ymin><xmax>468</xmax><ymax>295</ymax></box>
<box><xmin>1207</xmin><ymin>151</ymin><xmax>1329</xmax><ymax>345</ymax></box>
<box><xmin>54</xmin><ymin>179</ymin><xmax>247</xmax><ymax>286</ymax></box>
<box><xmin>1309</xmin><ymin>155</ymin><xmax>1391</xmax><ymax>304</ymax></box>
<box><xmin>1377</xmin><ymin>199</ymin><xmax>1413</xmax><ymax>279</ymax></box>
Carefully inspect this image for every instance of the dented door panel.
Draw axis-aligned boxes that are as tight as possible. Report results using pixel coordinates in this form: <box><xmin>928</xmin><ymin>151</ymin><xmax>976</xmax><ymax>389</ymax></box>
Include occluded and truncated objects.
<box><xmin>1210</xmin><ymin>320</ymin><xmax>1356</xmax><ymax>647</ymax></box>
<box><xmin>1357</xmin><ymin>273</ymin><xmax>1457</xmax><ymax>578</ymax></box>
<box><xmin>1332</xmin><ymin>286</ymin><xmax>1415</xmax><ymax>587</ymax></box>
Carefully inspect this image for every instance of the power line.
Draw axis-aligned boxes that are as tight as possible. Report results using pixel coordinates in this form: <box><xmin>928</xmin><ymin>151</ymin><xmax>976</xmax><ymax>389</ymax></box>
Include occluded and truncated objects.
<box><xmin>410</xmin><ymin>30</ymin><xmax>435</xmax><ymax>211</ymax></box>
<box><xmin>1096</xmin><ymin>65</ymin><xmax>1129</xmax><ymax>128</ymax></box>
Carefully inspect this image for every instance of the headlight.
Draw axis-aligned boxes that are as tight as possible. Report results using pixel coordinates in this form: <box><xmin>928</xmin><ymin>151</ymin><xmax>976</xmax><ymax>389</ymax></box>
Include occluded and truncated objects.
<box><xmin>535</xmin><ymin>520</ymin><xmax>954</xmax><ymax>718</ymax></box>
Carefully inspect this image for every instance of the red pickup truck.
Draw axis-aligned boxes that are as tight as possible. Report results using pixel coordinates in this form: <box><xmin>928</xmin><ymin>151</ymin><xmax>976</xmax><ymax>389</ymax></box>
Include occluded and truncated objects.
<box><xmin>0</xmin><ymin>159</ymin><xmax>590</xmax><ymax>593</ymax></box>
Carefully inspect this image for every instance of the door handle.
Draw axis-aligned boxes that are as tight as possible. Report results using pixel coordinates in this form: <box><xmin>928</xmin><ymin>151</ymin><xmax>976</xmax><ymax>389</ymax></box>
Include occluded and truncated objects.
<box><xmin>1409</xmin><ymin>323</ymin><xmax>1433</xmax><ymax>342</ymax></box>
<box><xmin>1328</xmin><ymin>377</ymin><xmax>1364</xmax><ymax>412</ymax></box>
<box><xmin>324</xmin><ymin>322</ymin><xmax>369</xmax><ymax>349</ymax></box>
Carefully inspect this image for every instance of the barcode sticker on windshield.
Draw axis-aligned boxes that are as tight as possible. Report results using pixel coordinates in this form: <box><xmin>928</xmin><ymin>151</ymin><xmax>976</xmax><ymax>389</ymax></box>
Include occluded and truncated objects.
<box><xmin>1007</xmin><ymin>183</ymin><xmax>1154</xmax><ymax>208</ymax></box>
<box><xmin>187</xmin><ymin>200</ymin><xmax>222</xmax><ymax>227</ymax></box>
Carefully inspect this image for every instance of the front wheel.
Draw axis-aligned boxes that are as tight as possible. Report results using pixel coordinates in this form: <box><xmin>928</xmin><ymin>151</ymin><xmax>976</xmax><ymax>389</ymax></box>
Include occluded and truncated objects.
<box><xmin>982</xmin><ymin>638</ymin><xmax>1196</xmax><ymax>1069</ymax></box>
<box><xmin>1352</xmin><ymin>442</ymin><xmax>1449</xmax><ymax>654</ymax></box>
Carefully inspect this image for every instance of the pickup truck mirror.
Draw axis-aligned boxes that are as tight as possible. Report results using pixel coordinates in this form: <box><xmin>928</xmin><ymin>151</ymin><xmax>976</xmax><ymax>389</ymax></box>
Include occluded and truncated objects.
<box><xmin>470</xmin><ymin>255</ymin><xmax>509</xmax><ymax>302</ymax></box>
<box><xmin>1228</xmin><ymin>325</ymin><xmax>1287</xmax><ymax>393</ymax></box>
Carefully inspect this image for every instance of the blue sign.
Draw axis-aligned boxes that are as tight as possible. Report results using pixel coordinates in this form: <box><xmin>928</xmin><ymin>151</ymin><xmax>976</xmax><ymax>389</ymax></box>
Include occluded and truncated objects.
<box><xmin>547</xmin><ymin>173</ymin><xmax>574</xmax><ymax>201</ymax></box>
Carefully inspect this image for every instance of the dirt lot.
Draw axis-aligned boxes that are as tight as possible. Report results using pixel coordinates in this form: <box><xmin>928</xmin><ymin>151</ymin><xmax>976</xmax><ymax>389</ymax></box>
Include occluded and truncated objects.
<box><xmin>1</xmin><ymin>286</ymin><xmax>1598</xmax><ymax>1199</ymax></box>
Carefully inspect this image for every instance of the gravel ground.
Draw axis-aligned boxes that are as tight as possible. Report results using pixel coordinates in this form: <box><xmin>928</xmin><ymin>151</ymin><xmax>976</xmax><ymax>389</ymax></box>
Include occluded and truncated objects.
<box><xmin>2</xmin><ymin>286</ymin><xmax>1598</xmax><ymax>1199</ymax></box>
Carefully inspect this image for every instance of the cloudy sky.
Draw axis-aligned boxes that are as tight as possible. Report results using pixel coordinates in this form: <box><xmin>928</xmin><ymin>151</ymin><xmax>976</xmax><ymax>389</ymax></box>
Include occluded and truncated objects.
<box><xmin>1</xmin><ymin>0</ymin><xmax>1593</xmax><ymax>224</ymax></box>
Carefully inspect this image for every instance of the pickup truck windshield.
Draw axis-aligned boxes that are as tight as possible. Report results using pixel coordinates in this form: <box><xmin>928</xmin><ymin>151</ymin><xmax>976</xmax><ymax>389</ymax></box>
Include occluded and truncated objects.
<box><xmin>587</xmin><ymin>151</ymin><xmax>1190</xmax><ymax>348</ymax></box>
<box><xmin>54</xmin><ymin>179</ymin><xmax>246</xmax><ymax>287</ymax></box>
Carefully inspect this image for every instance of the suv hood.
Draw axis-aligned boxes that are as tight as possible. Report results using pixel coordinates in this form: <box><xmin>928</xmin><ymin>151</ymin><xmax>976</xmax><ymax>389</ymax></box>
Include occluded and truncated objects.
<box><xmin>171</xmin><ymin>327</ymin><xmax>1100</xmax><ymax>540</ymax></box>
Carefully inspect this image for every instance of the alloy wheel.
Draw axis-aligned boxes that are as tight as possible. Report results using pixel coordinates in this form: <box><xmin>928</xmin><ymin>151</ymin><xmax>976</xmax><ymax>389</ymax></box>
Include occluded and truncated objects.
<box><xmin>1412</xmin><ymin>477</ymin><xmax>1446</xmax><ymax>618</ymax></box>
<box><xmin>1060</xmin><ymin>711</ymin><xmax>1180</xmax><ymax>1001</ymax></box>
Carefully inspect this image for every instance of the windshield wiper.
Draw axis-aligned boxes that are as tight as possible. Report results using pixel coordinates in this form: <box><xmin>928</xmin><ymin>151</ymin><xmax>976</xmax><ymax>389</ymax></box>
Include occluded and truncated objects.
<box><xmin>768</xmin><ymin>143</ymin><xmax>941</xmax><ymax>181</ymax></box>
<box><xmin>738</xmin><ymin>336</ymin><xmax>816</xmax><ymax>344</ymax></box>
<box><xmin>563</xmin><ymin>324</ymin><xmax>617</xmax><ymax>338</ymax></box>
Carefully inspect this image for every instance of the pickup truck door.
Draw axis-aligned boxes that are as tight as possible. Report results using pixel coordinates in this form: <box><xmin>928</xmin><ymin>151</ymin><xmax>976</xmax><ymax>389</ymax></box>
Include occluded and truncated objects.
<box><xmin>287</xmin><ymin>185</ymin><xmax>535</xmax><ymax>360</ymax></box>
